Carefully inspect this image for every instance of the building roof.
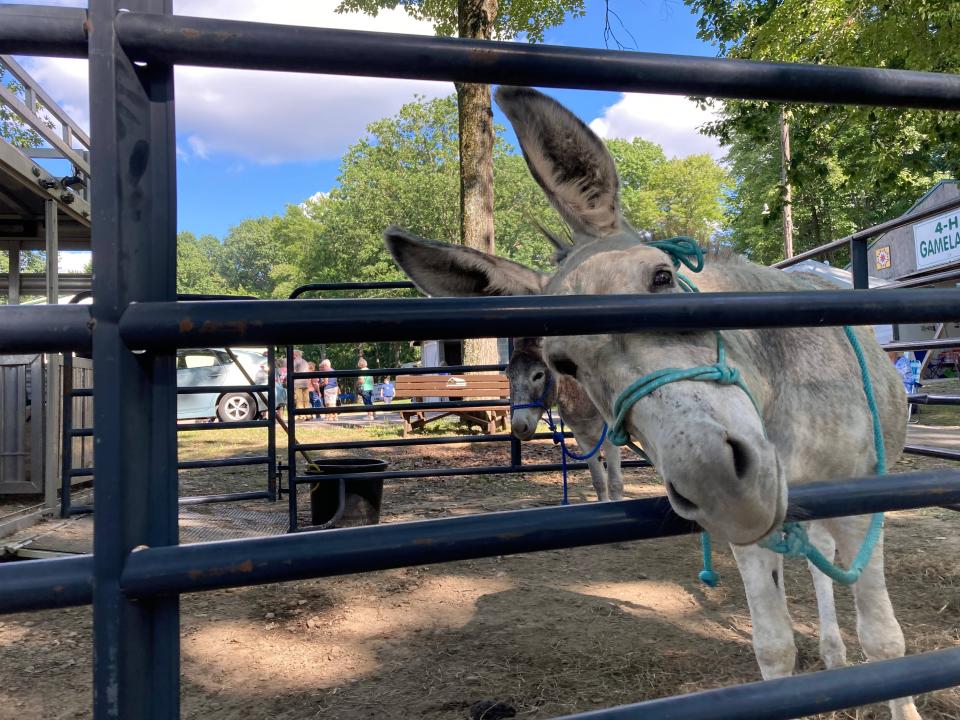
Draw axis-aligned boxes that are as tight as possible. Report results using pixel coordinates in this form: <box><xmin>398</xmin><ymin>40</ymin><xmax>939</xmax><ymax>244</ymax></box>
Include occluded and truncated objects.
<box><xmin>867</xmin><ymin>179</ymin><xmax>959</xmax><ymax>251</ymax></box>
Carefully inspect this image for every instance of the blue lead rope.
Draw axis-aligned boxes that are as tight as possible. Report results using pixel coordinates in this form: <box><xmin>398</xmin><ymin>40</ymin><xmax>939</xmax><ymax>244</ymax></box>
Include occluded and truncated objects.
<box><xmin>511</xmin><ymin>377</ymin><xmax>607</xmax><ymax>505</ymax></box>
<box><xmin>608</xmin><ymin>237</ymin><xmax>886</xmax><ymax>587</ymax></box>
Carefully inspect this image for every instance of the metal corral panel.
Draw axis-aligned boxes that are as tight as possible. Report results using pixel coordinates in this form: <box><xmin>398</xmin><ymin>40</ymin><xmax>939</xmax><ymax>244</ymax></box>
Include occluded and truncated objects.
<box><xmin>0</xmin><ymin>354</ymin><xmax>43</xmax><ymax>494</ymax></box>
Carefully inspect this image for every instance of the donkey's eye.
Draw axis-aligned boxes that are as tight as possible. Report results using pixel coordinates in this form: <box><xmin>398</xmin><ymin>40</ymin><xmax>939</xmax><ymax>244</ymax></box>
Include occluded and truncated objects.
<box><xmin>532</xmin><ymin>371</ymin><xmax>545</xmax><ymax>382</ymax></box>
<box><xmin>551</xmin><ymin>357</ymin><xmax>578</xmax><ymax>379</ymax></box>
<box><xmin>652</xmin><ymin>269</ymin><xmax>673</xmax><ymax>288</ymax></box>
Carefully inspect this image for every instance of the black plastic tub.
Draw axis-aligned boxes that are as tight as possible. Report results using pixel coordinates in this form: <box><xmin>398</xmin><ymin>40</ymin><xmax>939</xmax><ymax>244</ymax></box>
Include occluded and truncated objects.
<box><xmin>305</xmin><ymin>457</ymin><xmax>388</xmax><ymax>528</ymax></box>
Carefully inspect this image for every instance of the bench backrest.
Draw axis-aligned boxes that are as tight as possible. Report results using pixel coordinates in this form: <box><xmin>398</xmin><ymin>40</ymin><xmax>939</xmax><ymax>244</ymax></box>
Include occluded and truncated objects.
<box><xmin>394</xmin><ymin>373</ymin><xmax>509</xmax><ymax>399</ymax></box>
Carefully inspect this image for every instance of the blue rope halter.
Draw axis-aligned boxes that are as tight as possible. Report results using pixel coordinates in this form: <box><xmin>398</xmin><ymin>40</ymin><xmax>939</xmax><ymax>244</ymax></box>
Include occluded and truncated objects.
<box><xmin>510</xmin><ymin>375</ymin><xmax>607</xmax><ymax>505</ymax></box>
<box><xmin>608</xmin><ymin>237</ymin><xmax>886</xmax><ymax>587</ymax></box>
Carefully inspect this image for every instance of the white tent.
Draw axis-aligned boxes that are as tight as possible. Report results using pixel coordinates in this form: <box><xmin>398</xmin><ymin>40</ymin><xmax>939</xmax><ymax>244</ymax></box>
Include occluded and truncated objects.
<box><xmin>780</xmin><ymin>259</ymin><xmax>894</xmax><ymax>345</ymax></box>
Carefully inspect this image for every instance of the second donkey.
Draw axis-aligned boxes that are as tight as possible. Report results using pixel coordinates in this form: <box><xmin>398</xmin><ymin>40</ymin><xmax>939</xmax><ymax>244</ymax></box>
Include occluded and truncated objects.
<box><xmin>507</xmin><ymin>337</ymin><xmax>623</xmax><ymax>501</ymax></box>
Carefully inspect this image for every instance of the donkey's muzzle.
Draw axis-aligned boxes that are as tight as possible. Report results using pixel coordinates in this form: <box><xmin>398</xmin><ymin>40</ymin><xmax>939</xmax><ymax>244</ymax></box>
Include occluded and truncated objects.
<box><xmin>658</xmin><ymin>422</ymin><xmax>784</xmax><ymax>545</ymax></box>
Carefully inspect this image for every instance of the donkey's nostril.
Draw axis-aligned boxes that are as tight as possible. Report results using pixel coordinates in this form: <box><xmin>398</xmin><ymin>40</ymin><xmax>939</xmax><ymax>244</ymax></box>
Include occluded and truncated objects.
<box><xmin>727</xmin><ymin>436</ymin><xmax>754</xmax><ymax>481</ymax></box>
<box><xmin>666</xmin><ymin>481</ymin><xmax>699</xmax><ymax>515</ymax></box>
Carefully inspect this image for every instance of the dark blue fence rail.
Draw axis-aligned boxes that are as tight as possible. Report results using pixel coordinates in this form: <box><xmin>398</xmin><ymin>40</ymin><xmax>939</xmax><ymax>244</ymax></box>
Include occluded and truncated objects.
<box><xmin>280</xmin><ymin>282</ymin><xmax>649</xmax><ymax>532</ymax></box>
<box><xmin>59</xmin><ymin>345</ymin><xmax>279</xmax><ymax>516</ymax></box>
<box><xmin>6</xmin><ymin>469</ymin><xmax>960</xmax><ymax>614</ymax></box>
<box><xmin>2</xmin><ymin>3</ymin><xmax>960</xmax><ymax>719</ymax></box>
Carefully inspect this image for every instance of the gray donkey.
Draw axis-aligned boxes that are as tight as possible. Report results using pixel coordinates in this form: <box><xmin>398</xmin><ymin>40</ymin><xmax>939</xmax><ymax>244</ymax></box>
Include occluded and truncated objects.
<box><xmin>508</xmin><ymin>336</ymin><xmax>623</xmax><ymax>501</ymax></box>
<box><xmin>384</xmin><ymin>87</ymin><xmax>920</xmax><ymax>719</ymax></box>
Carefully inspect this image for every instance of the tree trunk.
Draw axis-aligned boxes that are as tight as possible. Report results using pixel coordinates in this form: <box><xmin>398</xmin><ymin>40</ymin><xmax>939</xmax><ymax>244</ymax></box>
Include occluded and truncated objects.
<box><xmin>778</xmin><ymin>107</ymin><xmax>795</xmax><ymax>259</ymax></box>
<box><xmin>457</xmin><ymin>0</ymin><xmax>500</xmax><ymax>368</ymax></box>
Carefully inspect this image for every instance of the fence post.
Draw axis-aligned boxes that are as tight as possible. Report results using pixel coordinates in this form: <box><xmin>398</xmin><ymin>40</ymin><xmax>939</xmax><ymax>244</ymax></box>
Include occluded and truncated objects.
<box><xmin>851</xmin><ymin>239</ymin><xmax>870</xmax><ymax>289</ymax></box>
<box><xmin>43</xmin><ymin>199</ymin><xmax>59</xmax><ymax>511</ymax></box>
<box><xmin>507</xmin><ymin>338</ymin><xmax>521</xmax><ymax>467</ymax></box>
<box><xmin>286</xmin><ymin>345</ymin><xmax>298</xmax><ymax>530</ymax></box>
<box><xmin>88</xmin><ymin>0</ymin><xmax>179</xmax><ymax>717</ymax></box>
<box><xmin>267</xmin><ymin>345</ymin><xmax>277</xmax><ymax>501</ymax></box>
<box><xmin>60</xmin><ymin>351</ymin><xmax>73</xmax><ymax>517</ymax></box>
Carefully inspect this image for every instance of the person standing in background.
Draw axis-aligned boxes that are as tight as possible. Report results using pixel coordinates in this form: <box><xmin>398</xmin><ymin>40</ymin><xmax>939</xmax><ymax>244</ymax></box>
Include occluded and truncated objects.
<box><xmin>307</xmin><ymin>362</ymin><xmax>322</xmax><ymax>420</ymax></box>
<box><xmin>318</xmin><ymin>358</ymin><xmax>339</xmax><ymax>421</ymax></box>
<box><xmin>293</xmin><ymin>350</ymin><xmax>310</xmax><ymax>414</ymax></box>
<box><xmin>357</xmin><ymin>358</ymin><xmax>375</xmax><ymax>420</ymax></box>
<box><xmin>381</xmin><ymin>377</ymin><xmax>395</xmax><ymax>404</ymax></box>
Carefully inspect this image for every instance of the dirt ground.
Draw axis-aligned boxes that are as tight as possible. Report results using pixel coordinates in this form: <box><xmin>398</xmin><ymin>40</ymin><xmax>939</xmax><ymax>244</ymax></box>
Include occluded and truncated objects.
<box><xmin>1</xmin><ymin>425</ymin><xmax>959</xmax><ymax>720</ymax></box>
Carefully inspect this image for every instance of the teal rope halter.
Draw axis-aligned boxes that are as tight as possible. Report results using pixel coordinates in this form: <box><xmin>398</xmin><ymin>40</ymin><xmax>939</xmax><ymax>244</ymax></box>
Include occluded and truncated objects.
<box><xmin>609</xmin><ymin>237</ymin><xmax>885</xmax><ymax>587</ymax></box>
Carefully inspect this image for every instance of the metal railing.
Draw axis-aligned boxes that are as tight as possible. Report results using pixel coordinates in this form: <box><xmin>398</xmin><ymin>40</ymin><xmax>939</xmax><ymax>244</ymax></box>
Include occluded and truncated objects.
<box><xmin>281</xmin><ymin>281</ymin><xmax>650</xmax><ymax>531</ymax></box>
<box><xmin>2</xmin><ymin>3</ymin><xmax>960</xmax><ymax>720</ymax></box>
<box><xmin>58</xmin><ymin>290</ymin><xmax>283</xmax><ymax>516</ymax></box>
<box><xmin>59</xmin><ymin>345</ymin><xmax>280</xmax><ymax>516</ymax></box>
<box><xmin>0</xmin><ymin>53</ymin><xmax>90</xmax><ymax>204</ymax></box>
<box><xmin>773</xmin><ymin>194</ymin><xmax>960</xmax><ymax>286</ymax></box>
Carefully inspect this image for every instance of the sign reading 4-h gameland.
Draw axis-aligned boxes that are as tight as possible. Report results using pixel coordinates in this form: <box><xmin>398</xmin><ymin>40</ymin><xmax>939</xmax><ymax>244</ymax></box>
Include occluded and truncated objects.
<box><xmin>914</xmin><ymin>211</ymin><xmax>960</xmax><ymax>270</ymax></box>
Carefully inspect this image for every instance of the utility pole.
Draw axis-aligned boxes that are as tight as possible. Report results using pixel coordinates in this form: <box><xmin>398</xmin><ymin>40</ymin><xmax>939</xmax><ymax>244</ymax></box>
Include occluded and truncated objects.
<box><xmin>779</xmin><ymin>107</ymin><xmax>795</xmax><ymax>259</ymax></box>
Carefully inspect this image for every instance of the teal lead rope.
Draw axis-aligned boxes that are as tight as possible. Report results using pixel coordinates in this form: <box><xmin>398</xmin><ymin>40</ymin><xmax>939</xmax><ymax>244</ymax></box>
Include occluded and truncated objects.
<box><xmin>610</xmin><ymin>237</ymin><xmax>886</xmax><ymax>587</ymax></box>
<box><xmin>758</xmin><ymin>326</ymin><xmax>886</xmax><ymax>585</ymax></box>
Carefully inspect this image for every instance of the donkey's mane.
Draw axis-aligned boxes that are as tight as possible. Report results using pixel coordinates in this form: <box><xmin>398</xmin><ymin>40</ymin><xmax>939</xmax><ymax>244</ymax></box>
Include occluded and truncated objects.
<box><xmin>702</xmin><ymin>245</ymin><xmax>748</xmax><ymax>265</ymax></box>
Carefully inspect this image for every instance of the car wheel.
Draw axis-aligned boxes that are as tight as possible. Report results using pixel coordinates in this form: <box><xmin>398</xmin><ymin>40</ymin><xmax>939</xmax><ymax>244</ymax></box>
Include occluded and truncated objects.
<box><xmin>217</xmin><ymin>392</ymin><xmax>256</xmax><ymax>422</ymax></box>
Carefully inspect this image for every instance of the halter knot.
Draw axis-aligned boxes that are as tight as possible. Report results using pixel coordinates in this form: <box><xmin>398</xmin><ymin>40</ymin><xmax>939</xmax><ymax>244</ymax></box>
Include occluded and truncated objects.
<box><xmin>713</xmin><ymin>363</ymin><xmax>741</xmax><ymax>385</ymax></box>
<box><xmin>647</xmin><ymin>236</ymin><xmax>704</xmax><ymax>273</ymax></box>
<box><xmin>761</xmin><ymin>522</ymin><xmax>809</xmax><ymax>558</ymax></box>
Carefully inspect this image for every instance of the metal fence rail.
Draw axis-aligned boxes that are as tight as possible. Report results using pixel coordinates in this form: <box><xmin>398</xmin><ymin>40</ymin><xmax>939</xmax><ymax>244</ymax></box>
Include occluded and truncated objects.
<box><xmin>279</xmin><ymin>281</ymin><xmax>614</xmax><ymax>532</ymax></box>
<box><xmin>3</xmin><ymin>2</ymin><xmax>960</xmax><ymax>719</ymax></box>
<box><xmin>773</xmin><ymin>194</ymin><xmax>960</xmax><ymax>272</ymax></box>
<box><xmin>4</xmin><ymin>468</ymin><xmax>960</xmax><ymax>614</ymax></box>
<box><xmin>7</xmin><ymin>289</ymin><xmax>960</xmax><ymax>354</ymax></box>
<box><xmin>117</xmin><ymin>289</ymin><xmax>960</xmax><ymax>347</ymax></box>
<box><xmin>6</xmin><ymin>6</ymin><xmax>960</xmax><ymax>108</ymax></box>
<box><xmin>553</xmin><ymin>646</ymin><xmax>960</xmax><ymax>720</ymax></box>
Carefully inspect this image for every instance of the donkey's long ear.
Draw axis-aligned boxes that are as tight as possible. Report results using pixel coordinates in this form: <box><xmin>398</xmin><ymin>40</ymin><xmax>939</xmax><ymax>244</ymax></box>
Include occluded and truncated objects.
<box><xmin>496</xmin><ymin>86</ymin><xmax>620</xmax><ymax>238</ymax></box>
<box><xmin>385</xmin><ymin>227</ymin><xmax>547</xmax><ymax>297</ymax></box>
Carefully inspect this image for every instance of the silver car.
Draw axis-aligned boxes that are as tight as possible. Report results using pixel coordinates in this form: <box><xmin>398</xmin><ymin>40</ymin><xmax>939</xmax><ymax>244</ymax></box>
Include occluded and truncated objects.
<box><xmin>176</xmin><ymin>348</ymin><xmax>286</xmax><ymax>422</ymax></box>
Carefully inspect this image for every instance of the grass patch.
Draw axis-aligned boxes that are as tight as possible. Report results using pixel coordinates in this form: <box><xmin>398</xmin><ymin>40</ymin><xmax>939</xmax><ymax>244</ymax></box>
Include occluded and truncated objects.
<box><xmin>913</xmin><ymin>377</ymin><xmax>960</xmax><ymax>427</ymax></box>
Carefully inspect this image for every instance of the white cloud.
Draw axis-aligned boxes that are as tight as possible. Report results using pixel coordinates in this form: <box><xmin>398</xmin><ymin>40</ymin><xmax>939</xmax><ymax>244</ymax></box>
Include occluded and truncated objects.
<box><xmin>17</xmin><ymin>1</ymin><xmax>451</xmax><ymax>164</ymax></box>
<box><xmin>186</xmin><ymin>135</ymin><xmax>209</xmax><ymax>159</ymax></box>
<box><xmin>589</xmin><ymin>93</ymin><xmax>722</xmax><ymax>160</ymax></box>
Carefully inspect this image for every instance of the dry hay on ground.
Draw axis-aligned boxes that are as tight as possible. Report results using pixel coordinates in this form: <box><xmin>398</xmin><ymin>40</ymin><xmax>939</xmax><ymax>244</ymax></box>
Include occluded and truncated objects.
<box><xmin>1</xmin><ymin>430</ymin><xmax>958</xmax><ymax>720</ymax></box>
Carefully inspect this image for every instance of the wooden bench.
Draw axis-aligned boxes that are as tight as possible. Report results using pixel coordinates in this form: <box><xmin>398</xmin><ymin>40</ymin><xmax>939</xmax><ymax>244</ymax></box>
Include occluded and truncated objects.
<box><xmin>394</xmin><ymin>374</ymin><xmax>509</xmax><ymax>435</ymax></box>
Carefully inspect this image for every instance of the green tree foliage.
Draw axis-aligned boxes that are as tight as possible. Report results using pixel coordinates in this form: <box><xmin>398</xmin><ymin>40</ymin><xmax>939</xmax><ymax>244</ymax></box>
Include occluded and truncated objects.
<box><xmin>184</xmin><ymin>94</ymin><xmax>729</xmax><ymax>296</ymax></box>
<box><xmin>20</xmin><ymin>251</ymin><xmax>47</xmax><ymax>273</ymax></box>
<box><xmin>289</xmin><ymin>95</ymin><xmax>567</xmax><ymax>296</ymax></box>
<box><xmin>171</xmin><ymin>94</ymin><xmax>728</xmax><ymax>372</ymax></box>
<box><xmin>607</xmin><ymin>138</ymin><xmax>730</xmax><ymax>242</ymax></box>
<box><xmin>177</xmin><ymin>231</ymin><xmax>229</xmax><ymax>295</ymax></box>
<box><xmin>216</xmin><ymin>217</ymin><xmax>288</xmax><ymax>297</ymax></box>
<box><xmin>336</xmin><ymin>0</ymin><xmax>585</xmax><ymax>42</ymax></box>
<box><xmin>685</xmin><ymin>0</ymin><xmax>960</xmax><ymax>263</ymax></box>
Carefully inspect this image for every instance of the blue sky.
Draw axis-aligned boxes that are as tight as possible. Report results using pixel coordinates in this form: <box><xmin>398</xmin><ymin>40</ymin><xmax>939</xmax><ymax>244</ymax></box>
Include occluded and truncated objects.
<box><xmin>9</xmin><ymin>0</ymin><xmax>720</xmax><ymax>247</ymax></box>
